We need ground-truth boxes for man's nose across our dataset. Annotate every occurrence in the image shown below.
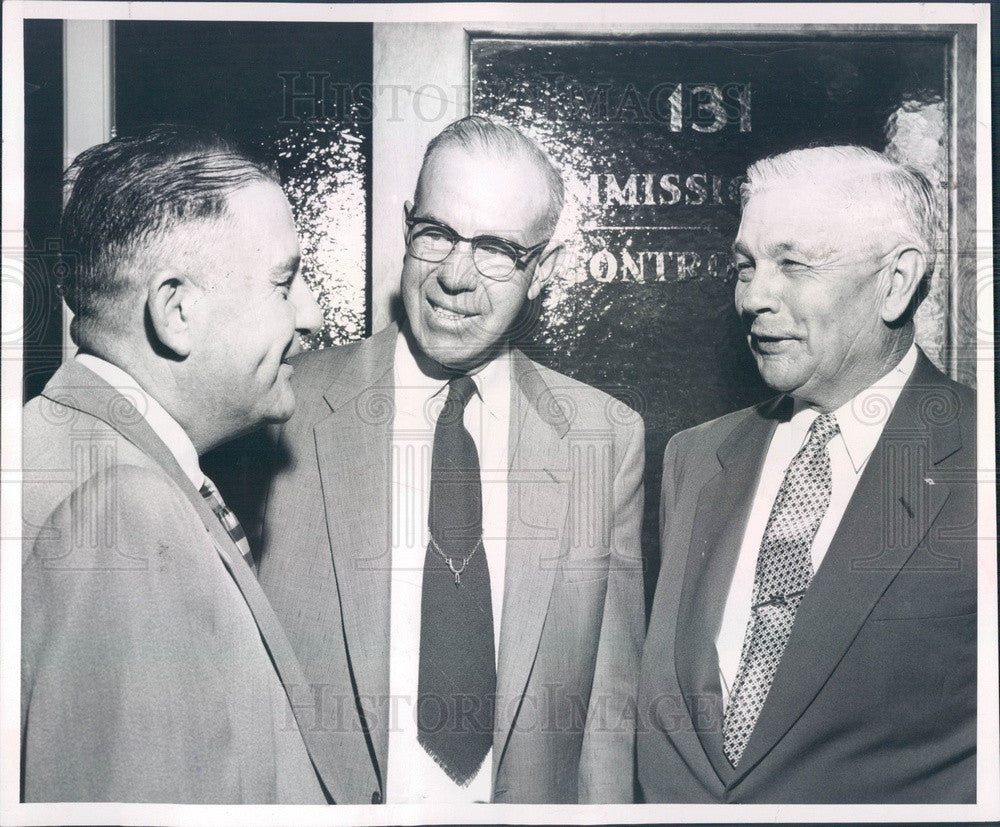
[292,277,324,335]
[736,263,782,316]
[435,242,480,292]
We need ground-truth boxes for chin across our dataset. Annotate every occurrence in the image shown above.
[261,409,294,427]
[414,333,471,370]
[752,354,799,391]
[757,368,802,395]
[261,388,297,424]
[436,344,493,372]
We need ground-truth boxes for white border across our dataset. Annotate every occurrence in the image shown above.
[5,1,990,25]
[2,3,995,825]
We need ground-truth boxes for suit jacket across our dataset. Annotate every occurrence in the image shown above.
[20,359,345,803]
[256,323,646,803]
[637,349,977,803]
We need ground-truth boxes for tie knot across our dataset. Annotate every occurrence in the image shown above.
[448,375,477,406]
[807,412,840,448]
[437,375,477,427]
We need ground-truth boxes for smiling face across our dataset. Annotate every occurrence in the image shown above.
[401,145,555,374]
[187,181,322,436]
[733,181,898,410]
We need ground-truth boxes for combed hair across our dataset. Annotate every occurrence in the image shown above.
[742,145,939,277]
[416,115,565,235]
[60,124,279,347]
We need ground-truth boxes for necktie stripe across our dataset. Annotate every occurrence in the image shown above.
[200,477,256,573]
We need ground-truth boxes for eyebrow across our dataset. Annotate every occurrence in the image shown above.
[413,210,450,228]
[411,211,529,247]
[731,240,802,257]
[270,255,301,279]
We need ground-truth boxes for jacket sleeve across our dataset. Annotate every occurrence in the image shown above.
[577,407,646,802]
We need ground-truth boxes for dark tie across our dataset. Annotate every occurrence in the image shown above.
[200,475,256,573]
[723,412,840,766]
[417,375,496,786]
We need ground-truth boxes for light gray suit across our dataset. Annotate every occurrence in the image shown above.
[21,359,342,803]
[256,324,646,803]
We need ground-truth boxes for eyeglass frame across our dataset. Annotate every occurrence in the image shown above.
[403,204,551,281]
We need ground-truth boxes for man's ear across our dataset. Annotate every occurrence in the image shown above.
[403,200,413,235]
[880,245,927,325]
[527,243,565,301]
[147,271,198,358]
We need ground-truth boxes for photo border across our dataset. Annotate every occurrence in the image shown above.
[2,3,995,825]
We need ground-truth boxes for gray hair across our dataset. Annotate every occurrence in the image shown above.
[416,115,565,236]
[742,145,939,277]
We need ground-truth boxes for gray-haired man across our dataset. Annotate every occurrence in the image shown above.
[255,116,646,804]
[638,146,976,803]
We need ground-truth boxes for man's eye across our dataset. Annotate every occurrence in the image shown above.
[780,259,807,271]
[735,261,754,280]
[476,240,517,258]
[416,226,450,242]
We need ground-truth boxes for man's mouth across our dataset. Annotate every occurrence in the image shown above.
[427,298,477,323]
[280,338,298,368]
[750,332,797,353]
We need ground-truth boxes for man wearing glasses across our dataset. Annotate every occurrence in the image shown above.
[253,117,645,804]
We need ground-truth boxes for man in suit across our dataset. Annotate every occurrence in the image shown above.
[255,116,645,804]
[20,126,346,802]
[638,146,976,803]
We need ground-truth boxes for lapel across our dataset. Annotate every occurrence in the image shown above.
[732,351,960,783]
[673,398,787,787]
[493,351,572,784]
[41,359,350,802]
[311,324,397,787]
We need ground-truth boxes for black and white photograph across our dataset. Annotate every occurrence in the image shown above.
[1,2,996,824]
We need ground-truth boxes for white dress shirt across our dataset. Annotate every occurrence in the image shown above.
[716,344,919,708]
[75,353,203,489]
[386,334,510,804]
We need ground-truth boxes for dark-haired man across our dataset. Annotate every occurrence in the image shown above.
[255,116,646,803]
[21,126,338,802]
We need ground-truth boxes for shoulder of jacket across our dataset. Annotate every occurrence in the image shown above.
[667,398,774,456]
[522,356,643,429]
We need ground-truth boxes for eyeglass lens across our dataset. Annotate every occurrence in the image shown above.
[408,223,519,280]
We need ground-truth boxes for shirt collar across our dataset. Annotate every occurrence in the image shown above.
[789,343,919,472]
[74,353,204,489]
[393,332,510,419]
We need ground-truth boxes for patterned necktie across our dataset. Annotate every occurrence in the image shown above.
[417,375,496,786]
[200,475,256,573]
[723,412,840,766]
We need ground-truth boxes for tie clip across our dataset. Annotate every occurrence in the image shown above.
[753,588,808,610]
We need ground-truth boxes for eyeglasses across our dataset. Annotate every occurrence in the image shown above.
[404,206,550,282]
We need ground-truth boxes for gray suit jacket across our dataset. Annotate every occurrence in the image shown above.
[637,350,977,802]
[257,324,646,803]
[21,359,343,803]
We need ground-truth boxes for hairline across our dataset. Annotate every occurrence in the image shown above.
[61,130,281,349]
[414,120,564,238]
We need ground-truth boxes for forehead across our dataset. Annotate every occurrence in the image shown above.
[184,181,299,284]
[223,181,296,240]
[416,145,552,241]
[737,181,875,255]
